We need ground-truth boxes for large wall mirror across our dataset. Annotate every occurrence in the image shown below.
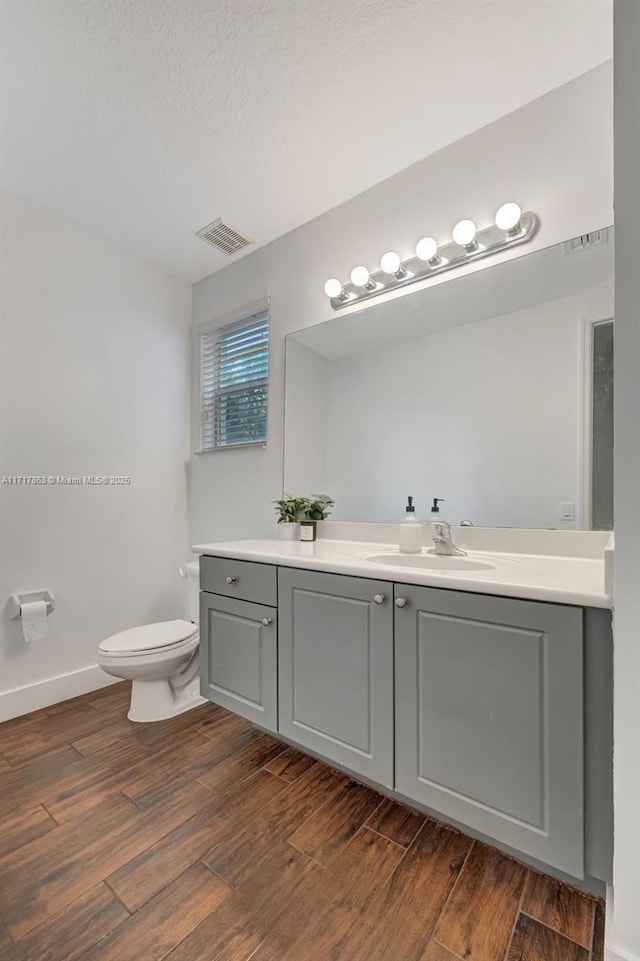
[284,230,613,530]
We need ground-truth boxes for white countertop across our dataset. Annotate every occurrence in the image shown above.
[191,536,612,609]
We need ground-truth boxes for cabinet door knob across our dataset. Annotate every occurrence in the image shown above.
[373,594,385,605]
[261,617,273,627]
[395,597,408,609]
[226,576,237,584]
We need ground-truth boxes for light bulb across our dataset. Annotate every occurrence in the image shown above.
[415,237,438,262]
[350,265,371,287]
[324,278,343,298]
[380,251,401,275]
[452,219,477,247]
[495,202,522,232]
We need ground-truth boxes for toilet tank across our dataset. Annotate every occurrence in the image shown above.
[182,560,200,624]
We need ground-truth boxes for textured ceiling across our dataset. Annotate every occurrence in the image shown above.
[0,0,612,281]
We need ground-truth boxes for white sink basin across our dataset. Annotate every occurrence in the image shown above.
[363,552,497,572]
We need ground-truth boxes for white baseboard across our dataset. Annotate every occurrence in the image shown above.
[0,664,120,721]
[607,947,640,961]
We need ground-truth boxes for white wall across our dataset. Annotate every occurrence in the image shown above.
[190,63,613,545]
[610,2,640,959]
[0,190,192,719]
[282,338,330,497]
[318,291,612,529]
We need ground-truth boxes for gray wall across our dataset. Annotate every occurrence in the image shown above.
[611,2,640,957]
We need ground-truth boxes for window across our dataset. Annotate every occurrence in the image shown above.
[199,308,269,451]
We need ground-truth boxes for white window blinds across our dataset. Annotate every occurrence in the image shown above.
[200,308,269,451]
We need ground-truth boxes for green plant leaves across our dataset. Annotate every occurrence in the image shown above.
[273,493,335,522]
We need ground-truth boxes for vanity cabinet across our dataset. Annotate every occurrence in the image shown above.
[278,568,394,787]
[199,591,277,731]
[394,584,585,877]
[199,554,612,889]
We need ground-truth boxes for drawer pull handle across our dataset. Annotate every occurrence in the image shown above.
[373,594,385,605]
[395,597,408,609]
[261,617,273,627]
[226,576,237,584]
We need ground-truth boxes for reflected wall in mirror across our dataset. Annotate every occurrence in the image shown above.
[284,230,613,530]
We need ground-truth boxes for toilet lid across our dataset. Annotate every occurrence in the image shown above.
[99,619,198,655]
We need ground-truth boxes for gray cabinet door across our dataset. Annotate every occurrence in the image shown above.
[200,592,277,731]
[394,584,584,878]
[278,568,393,787]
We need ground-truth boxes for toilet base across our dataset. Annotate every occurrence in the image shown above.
[128,676,206,723]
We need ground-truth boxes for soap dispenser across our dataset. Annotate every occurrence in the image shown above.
[429,497,445,523]
[398,496,423,554]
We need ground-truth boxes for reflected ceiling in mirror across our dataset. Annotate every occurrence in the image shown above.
[285,231,613,530]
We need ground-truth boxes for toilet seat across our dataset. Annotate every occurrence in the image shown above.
[99,619,198,658]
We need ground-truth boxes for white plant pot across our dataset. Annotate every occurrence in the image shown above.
[278,522,299,540]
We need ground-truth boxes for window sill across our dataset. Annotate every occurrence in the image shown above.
[194,442,268,455]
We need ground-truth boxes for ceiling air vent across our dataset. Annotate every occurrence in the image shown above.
[564,227,612,255]
[195,218,252,256]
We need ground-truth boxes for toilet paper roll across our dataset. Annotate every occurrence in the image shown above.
[21,600,48,643]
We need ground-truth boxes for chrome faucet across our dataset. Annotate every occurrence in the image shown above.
[428,520,467,556]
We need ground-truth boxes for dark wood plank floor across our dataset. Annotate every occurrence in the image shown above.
[0,682,604,961]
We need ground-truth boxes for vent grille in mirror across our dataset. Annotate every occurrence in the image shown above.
[564,227,612,254]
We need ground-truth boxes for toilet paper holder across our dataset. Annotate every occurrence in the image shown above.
[10,590,56,619]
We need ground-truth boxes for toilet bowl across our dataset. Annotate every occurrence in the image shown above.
[97,560,205,722]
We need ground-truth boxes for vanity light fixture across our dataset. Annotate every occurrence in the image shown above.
[324,278,348,301]
[350,265,377,290]
[415,236,443,266]
[380,251,407,279]
[323,202,539,310]
[452,219,478,251]
[495,201,523,234]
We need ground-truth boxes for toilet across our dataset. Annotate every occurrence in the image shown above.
[97,560,205,722]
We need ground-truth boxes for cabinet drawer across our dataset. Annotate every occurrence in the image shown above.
[200,555,277,606]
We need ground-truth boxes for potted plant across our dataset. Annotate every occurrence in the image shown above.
[273,495,308,540]
[299,494,334,542]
